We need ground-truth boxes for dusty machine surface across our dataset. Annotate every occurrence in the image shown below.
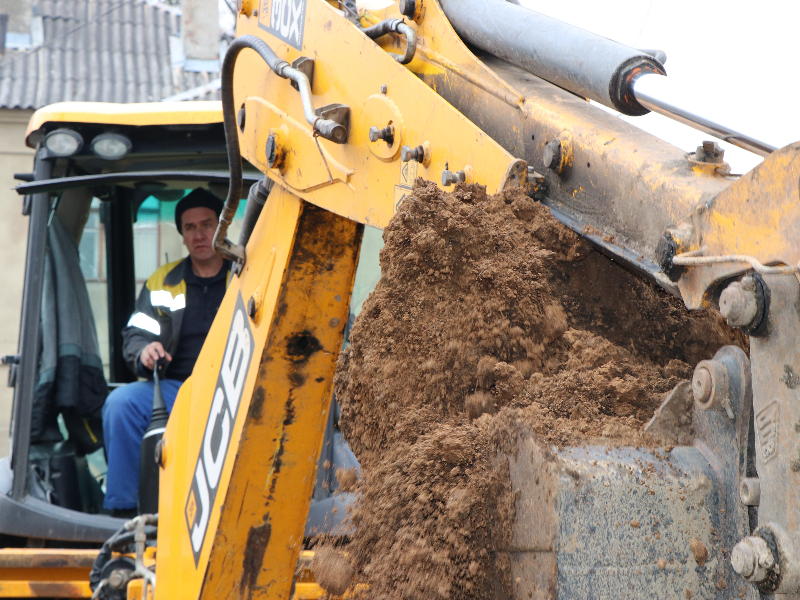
[3,0,800,598]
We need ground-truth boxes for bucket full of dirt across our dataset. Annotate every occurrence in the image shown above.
[333,180,744,600]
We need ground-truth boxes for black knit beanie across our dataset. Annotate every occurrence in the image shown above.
[174,188,224,234]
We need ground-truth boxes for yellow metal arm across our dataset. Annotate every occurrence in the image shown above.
[157,186,361,600]
[154,1,528,597]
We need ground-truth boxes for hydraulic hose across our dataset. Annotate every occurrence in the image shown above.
[89,523,127,592]
[89,521,158,592]
[134,515,158,597]
[108,526,158,551]
[340,0,416,63]
[360,18,417,64]
[237,179,272,249]
[214,35,347,265]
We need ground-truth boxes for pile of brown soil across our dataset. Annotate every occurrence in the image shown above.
[333,180,744,600]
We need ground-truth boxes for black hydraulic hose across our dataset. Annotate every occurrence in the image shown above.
[215,35,347,264]
[361,19,399,38]
[339,0,416,63]
[89,523,127,591]
[215,35,283,264]
[359,18,417,64]
[89,520,159,592]
[237,179,272,249]
[215,36,267,263]
[108,526,158,552]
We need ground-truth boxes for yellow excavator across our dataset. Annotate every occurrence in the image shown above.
[2,0,799,598]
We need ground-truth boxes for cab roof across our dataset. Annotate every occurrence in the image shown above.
[26,101,224,147]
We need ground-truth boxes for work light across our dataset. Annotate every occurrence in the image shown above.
[90,133,132,160]
[44,129,83,157]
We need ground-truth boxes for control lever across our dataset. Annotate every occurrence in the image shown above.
[138,358,169,515]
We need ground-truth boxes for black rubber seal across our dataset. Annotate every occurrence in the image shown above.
[740,273,770,337]
[655,232,684,282]
[754,527,782,594]
[609,56,666,116]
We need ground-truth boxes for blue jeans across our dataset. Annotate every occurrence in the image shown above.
[102,379,182,510]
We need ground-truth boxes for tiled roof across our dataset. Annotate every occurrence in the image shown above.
[0,0,222,109]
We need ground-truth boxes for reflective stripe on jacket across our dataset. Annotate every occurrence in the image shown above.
[122,258,231,377]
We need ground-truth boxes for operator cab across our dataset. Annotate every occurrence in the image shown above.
[3,102,372,546]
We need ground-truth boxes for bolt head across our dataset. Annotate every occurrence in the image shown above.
[731,542,756,578]
[266,133,278,168]
[247,296,258,320]
[368,126,381,143]
[237,106,246,131]
[719,280,758,329]
[692,366,713,404]
[732,536,775,583]
[739,477,761,506]
[398,0,416,18]
[381,84,388,94]
[697,140,725,163]
[401,145,414,162]
[543,139,562,170]
[108,570,128,589]
[741,275,757,292]
[441,170,453,186]
[329,123,348,145]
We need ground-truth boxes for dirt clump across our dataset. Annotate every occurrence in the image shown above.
[334,180,744,600]
[690,538,709,566]
[336,467,358,493]
[311,545,355,596]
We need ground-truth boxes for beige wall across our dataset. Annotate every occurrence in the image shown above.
[0,108,35,458]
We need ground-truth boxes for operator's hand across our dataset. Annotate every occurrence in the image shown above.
[140,342,172,371]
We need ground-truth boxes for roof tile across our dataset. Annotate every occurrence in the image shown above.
[0,0,222,109]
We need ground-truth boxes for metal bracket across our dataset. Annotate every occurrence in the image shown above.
[290,57,315,92]
[314,104,351,143]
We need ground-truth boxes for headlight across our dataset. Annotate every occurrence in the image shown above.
[44,129,83,157]
[90,133,132,160]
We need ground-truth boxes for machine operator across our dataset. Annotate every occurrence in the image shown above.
[102,189,230,516]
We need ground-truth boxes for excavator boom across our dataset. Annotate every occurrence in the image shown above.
[148,1,800,598]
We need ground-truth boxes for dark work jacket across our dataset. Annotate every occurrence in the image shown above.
[122,258,231,379]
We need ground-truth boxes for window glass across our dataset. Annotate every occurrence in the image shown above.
[134,198,162,281]
[350,226,384,318]
[77,188,248,380]
[78,198,109,379]
[78,208,101,280]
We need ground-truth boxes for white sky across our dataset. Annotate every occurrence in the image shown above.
[518,0,800,174]
[218,0,237,34]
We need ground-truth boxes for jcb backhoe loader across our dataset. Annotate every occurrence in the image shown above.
[3,0,800,598]
[0,101,362,596]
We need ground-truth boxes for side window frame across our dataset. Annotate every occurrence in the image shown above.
[100,189,137,386]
